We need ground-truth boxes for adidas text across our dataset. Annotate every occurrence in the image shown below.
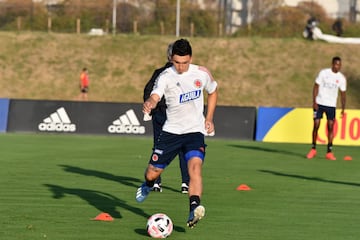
[108,124,145,134]
[38,123,76,132]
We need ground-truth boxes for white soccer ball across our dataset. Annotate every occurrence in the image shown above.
[146,213,173,238]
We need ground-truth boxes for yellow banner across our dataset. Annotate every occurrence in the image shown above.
[263,108,360,146]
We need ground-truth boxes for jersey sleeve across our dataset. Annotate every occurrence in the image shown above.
[339,74,346,91]
[315,69,324,85]
[151,73,166,99]
[199,66,218,94]
[144,64,170,102]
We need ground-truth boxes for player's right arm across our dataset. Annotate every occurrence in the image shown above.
[143,94,160,114]
[340,90,346,117]
[144,70,168,114]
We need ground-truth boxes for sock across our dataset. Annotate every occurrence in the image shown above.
[145,180,155,188]
[189,195,200,212]
[311,143,316,149]
[327,143,333,153]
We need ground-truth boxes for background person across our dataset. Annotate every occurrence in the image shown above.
[136,38,218,228]
[332,18,343,36]
[79,67,89,101]
[306,56,346,160]
[303,16,317,40]
[143,42,189,193]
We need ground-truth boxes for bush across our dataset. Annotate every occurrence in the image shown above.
[0,0,220,36]
[233,1,334,38]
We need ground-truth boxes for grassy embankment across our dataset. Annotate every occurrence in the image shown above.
[0,31,359,108]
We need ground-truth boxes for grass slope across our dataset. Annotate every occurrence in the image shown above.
[0,32,359,108]
[1,133,359,240]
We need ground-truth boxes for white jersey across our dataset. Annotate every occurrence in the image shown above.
[315,68,346,107]
[151,64,218,134]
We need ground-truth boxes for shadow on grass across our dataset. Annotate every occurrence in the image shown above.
[59,164,179,193]
[228,144,306,158]
[43,184,149,219]
[259,169,360,187]
[59,164,142,187]
[135,225,186,236]
[49,165,187,234]
[43,184,186,236]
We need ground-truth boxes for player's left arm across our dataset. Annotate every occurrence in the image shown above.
[200,66,218,133]
[205,89,217,134]
[340,90,346,117]
[339,75,347,117]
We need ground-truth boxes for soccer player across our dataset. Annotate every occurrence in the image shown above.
[136,38,218,228]
[143,42,190,193]
[306,56,346,160]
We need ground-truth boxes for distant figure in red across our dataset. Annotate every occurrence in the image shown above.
[79,68,89,101]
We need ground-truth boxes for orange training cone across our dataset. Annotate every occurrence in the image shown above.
[236,184,251,191]
[343,155,353,161]
[92,212,114,221]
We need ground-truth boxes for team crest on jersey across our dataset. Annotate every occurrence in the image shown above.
[194,79,202,88]
[152,154,159,162]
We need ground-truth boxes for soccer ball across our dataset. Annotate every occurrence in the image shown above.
[146,213,173,238]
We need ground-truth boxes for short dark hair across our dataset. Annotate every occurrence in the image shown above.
[332,56,341,63]
[172,38,192,57]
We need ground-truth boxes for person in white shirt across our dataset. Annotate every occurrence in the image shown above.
[136,38,218,229]
[306,56,346,160]
[143,42,190,194]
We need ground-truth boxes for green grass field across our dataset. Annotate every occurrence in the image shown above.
[1,133,359,240]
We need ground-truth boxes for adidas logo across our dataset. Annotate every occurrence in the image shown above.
[38,107,76,132]
[108,109,145,134]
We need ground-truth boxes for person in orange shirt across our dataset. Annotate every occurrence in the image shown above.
[79,68,89,101]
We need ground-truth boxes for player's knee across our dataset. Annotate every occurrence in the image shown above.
[146,164,163,180]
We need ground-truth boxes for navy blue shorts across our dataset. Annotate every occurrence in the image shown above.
[149,131,206,169]
[314,104,336,120]
[151,110,166,142]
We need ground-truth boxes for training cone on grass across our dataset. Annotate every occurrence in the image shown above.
[236,184,251,191]
[343,155,353,161]
[92,212,114,221]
